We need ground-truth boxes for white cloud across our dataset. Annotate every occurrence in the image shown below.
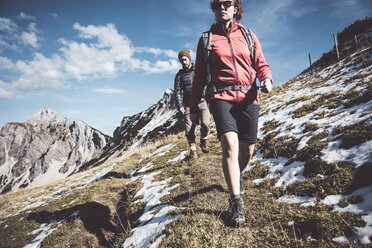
[18,12,36,21]
[73,23,134,59]
[58,23,137,80]
[0,17,18,33]
[93,88,125,94]
[0,80,15,98]
[141,59,180,74]
[0,56,16,70]
[19,23,40,49]
[0,22,180,99]
[59,38,119,80]
[135,47,178,59]
[0,17,41,51]
[20,32,38,49]
[0,17,18,51]
[48,13,59,20]
[11,52,68,96]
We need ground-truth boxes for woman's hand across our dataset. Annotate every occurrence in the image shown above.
[260,78,273,93]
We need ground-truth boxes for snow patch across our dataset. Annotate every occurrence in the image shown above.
[276,194,316,207]
[23,220,64,248]
[123,145,181,248]
[321,140,372,167]
[167,150,187,164]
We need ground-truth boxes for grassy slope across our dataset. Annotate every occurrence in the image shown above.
[0,42,371,248]
[0,127,369,247]
[159,139,368,247]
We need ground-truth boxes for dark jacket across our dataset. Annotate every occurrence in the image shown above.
[174,63,195,109]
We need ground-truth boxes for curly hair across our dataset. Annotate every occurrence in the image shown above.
[210,0,244,22]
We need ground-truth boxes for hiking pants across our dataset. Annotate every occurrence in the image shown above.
[185,101,210,144]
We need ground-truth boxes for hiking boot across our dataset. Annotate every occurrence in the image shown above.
[240,173,245,195]
[228,196,246,227]
[200,139,209,153]
[189,144,198,160]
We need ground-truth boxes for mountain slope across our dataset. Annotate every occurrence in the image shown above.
[0,108,111,193]
[112,88,183,154]
[251,41,372,244]
[0,19,371,248]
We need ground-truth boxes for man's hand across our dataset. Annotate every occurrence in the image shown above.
[178,107,186,115]
[190,113,199,124]
[260,78,273,93]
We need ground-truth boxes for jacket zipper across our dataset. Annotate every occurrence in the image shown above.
[225,27,240,102]
[189,71,193,90]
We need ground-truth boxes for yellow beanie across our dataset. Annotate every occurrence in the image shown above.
[178,50,191,61]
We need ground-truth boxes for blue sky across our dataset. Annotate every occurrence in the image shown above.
[0,0,371,136]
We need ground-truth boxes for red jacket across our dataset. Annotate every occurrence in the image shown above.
[190,22,273,113]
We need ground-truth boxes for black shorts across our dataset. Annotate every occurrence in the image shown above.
[209,99,259,144]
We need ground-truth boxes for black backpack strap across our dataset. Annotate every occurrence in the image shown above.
[239,27,255,70]
[202,31,212,85]
[202,31,217,99]
[240,27,258,90]
[202,28,257,98]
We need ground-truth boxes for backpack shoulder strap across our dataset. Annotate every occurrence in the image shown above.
[202,31,212,85]
[239,27,255,70]
[202,28,257,97]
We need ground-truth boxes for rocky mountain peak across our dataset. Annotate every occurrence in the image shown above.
[0,108,111,193]
[26,107,66,126]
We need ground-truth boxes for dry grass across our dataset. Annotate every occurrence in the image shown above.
[156,135,369,247]
[0,125,370,247]
[0,149,144,248]
[2,127,368,247]
[332,120,372,149]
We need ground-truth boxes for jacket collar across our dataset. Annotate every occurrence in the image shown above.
[179,63,194,73]
[210,21,243,35]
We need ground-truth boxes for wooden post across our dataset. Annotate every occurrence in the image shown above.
[333,33,340,61]
[308,53,312,67]
[354,34,358,48]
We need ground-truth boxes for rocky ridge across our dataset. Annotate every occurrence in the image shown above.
[113,88,183,154]
[0,108,111,193]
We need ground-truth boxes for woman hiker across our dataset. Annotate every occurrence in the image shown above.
[190,0,273,227]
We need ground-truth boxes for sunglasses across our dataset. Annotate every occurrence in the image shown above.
[212,1,234,11]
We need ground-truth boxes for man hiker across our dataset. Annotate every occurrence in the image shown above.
[174,49,211,159]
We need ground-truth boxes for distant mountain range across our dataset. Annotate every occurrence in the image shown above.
[0,89,183,193]
[0,108,111,193]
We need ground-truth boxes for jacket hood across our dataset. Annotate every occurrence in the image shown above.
[210,21,244,35]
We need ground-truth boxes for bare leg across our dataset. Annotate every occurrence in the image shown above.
[238,141,255,172]
[220,132,240,195]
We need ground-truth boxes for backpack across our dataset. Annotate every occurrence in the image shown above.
[202,27,257,98]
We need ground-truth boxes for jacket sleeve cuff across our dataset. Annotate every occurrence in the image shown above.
[262,77,273,84]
